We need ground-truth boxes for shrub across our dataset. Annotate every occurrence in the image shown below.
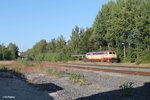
[119,82,134,97]
[69,73,89,86]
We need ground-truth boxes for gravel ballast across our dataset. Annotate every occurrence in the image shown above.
[0,68,150,100]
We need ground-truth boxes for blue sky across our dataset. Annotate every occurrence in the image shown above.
[0,0,109,51]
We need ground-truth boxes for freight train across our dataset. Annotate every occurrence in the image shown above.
[85,50,119,63]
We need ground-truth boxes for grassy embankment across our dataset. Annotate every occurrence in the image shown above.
[0,60,89,86]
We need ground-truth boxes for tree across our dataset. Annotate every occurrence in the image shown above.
[92,0,150,63]
[0,44,5,60]
[68,26,80,55]
[7,43,19,60]
[78,27,93,53]
[46,38,56,53]
[55,35,66,52]
[33,39,47,54]
[24,0,150,63]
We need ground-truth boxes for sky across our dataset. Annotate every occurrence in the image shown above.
[0,0,109,51]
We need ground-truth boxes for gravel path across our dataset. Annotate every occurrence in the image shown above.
[0,68,150,100]
[25,69,150,100]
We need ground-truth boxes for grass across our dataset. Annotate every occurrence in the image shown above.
[17,58,37,67]
[68,73,89,86]
[44,68,64,77]
[0,61,90,86]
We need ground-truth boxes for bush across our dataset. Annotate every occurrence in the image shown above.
[69,73,89,86]
[35,53,44,62]
[119,82,134,97]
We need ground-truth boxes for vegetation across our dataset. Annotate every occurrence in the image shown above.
[17,58,36,67]
[44,68,64,77]
[69,73,89,86]
[0,0,149,64]
[119,82,134,97]
[0,43,19,60]
[23,0,150,64]
[0,61,89,86]
[92,0,150,63]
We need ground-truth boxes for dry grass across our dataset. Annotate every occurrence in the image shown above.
[0,61,41,74]
[0,61,63,75]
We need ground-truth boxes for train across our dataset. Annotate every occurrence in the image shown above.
[85,50,119,63]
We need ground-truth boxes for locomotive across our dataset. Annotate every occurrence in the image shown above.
[85,50,119,63]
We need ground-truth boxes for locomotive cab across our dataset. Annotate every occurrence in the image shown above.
[105,51,118,62]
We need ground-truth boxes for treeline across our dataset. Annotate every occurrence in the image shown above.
[0,43,18,60]
[25,27,92,62]
[25,0,150,63]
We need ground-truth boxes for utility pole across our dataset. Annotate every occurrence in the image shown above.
[122,42,126,58]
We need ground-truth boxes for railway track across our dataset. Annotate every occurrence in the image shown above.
[44,62,150,76]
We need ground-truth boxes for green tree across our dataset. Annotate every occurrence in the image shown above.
[7,43,19,60]
[33,39,47,54]
[46,38,56,53]
[92,0,150,63]
[78,27,93,53]
[24,0,150,63]
[68,26,80,55]
[0,44,6,60]
[55,35,66,52]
